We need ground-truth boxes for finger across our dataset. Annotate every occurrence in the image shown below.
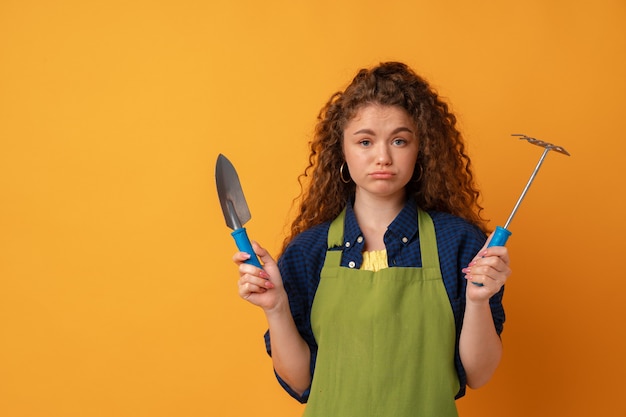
[480,246,510,265]
[239,273,274,290]
[464,263,508,287]
[251,241,277,267]
[238,281,267,299]
[239,258,274,284]
[467,266,508,287]
[476,255,512,281]
[472,259,508,277]
[466,272,496,290]
[238,275,275,297]
[232,251,252,265]
[467,275,504,294]
[238,261,261,277]
[468,278,486,287]
[469,249,510,273]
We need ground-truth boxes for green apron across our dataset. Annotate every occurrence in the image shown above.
[305,208,459,417]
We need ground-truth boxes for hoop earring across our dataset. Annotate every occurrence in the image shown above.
[340,162,351,184]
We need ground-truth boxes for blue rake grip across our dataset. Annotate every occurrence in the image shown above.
[231,228,263,269]
[471,226,511,287]
[487,226,512,248]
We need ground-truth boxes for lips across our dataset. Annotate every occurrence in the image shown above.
[370,171,395,179]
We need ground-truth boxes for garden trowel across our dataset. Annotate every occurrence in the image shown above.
[215,154,263,268]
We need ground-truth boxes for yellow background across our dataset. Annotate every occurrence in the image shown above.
[1,1,624,416]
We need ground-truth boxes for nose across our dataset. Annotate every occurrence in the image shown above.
[376,144,392,165]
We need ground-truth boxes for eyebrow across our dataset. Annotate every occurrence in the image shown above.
[352,127,414,135]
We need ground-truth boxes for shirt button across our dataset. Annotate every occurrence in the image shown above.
[345,241,351,248]
[357,236,364,243]
[348,261,356,268]
[402,237,409,244]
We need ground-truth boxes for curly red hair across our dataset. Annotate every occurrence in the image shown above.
[282,62,488,252]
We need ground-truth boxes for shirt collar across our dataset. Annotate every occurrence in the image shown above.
[342,198,419,251]
[387,198,419,245]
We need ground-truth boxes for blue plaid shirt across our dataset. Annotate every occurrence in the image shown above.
[265,199,505,402]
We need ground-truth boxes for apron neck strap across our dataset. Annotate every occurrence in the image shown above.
[327,208,347,249]
[416,208,440,269]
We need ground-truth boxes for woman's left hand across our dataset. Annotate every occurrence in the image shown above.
[462,237,511,302]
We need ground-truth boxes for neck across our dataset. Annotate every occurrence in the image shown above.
[353,190,406,232]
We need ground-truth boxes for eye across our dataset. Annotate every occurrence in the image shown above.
[392,138,407,146]
[359,139,372,147]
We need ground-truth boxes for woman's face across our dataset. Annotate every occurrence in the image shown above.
[342,104,419,202]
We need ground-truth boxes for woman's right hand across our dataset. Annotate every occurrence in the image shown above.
[233,241,287,312]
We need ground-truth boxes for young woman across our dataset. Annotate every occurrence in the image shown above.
[233,62,511,417]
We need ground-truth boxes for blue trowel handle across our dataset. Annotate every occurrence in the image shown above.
[487,226,512,248]
[231,228,263,269]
